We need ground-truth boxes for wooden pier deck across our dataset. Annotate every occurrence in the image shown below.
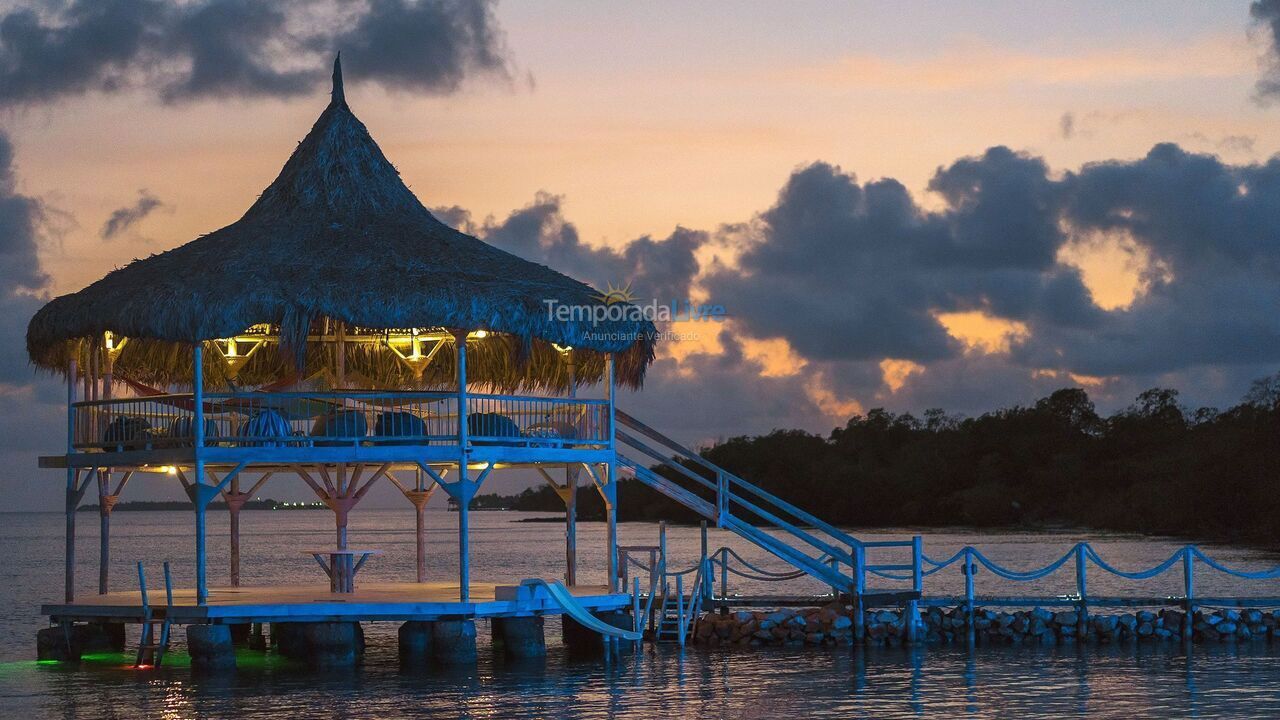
[43,582,631,625]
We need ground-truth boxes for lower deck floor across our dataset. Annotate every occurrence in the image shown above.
[43,581,631,624]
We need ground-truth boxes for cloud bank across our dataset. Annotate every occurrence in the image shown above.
[0,0,513,106]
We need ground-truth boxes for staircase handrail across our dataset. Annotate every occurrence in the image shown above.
[617,409,860,559]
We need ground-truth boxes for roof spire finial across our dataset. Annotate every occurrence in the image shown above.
[331,53,345,105]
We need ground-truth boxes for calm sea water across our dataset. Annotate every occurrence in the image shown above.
[1,509,1279,719]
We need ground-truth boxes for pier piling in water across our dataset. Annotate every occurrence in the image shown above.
[36,625,81,662]
[187,625,235,671]
[273,622,364,667]
[491,616,546,658]
[398,621,433,662]
[431,620,477,663]
[563,610,633,657]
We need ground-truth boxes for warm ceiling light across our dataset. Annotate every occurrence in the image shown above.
[213,336,263,377]
[103,331,128,360]
[472,330,488,339]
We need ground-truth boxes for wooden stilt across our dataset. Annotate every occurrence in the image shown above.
[97,471,112,595]
[386,467,440,583]
[565,466,579,585]
[222,472,270,588]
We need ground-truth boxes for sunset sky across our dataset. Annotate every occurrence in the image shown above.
[3,0,1280,507]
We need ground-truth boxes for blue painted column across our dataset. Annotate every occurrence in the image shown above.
[454,330,471,602]
[604,352,618,591]
[64,357,77,603]
[194,343,208,605]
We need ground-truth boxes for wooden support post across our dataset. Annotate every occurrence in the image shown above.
[387,468,439,583]
[219,471,268,588]
[97,471,115,594]
[410,490,430,583]
[565,467,578,586]
[593,462,618,592]
[228,473,241,587]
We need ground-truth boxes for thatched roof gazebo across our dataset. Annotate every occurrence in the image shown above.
[27,56,655,393]
[32,57,656,612]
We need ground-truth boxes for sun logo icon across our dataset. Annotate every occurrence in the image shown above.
[594,281,636,305]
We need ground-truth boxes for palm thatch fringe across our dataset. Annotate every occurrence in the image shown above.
[40,325,648,393]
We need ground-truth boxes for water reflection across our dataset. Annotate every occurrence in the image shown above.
[8,639,1280,719]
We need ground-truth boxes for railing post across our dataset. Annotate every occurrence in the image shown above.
[1074,543,1088,640]
[659,520,668,577]
[676,573,686,648]
[632,577,642,649]
[1183,546,1195,641]
[829,554,840,598]
[716,471,728,526]
[963,547,975,640]
[853,543,866,642]
[703,556,713,606]
[906,535,922,644]
[619,548,629,593]
[719,548,728,605]
[699,520,711,606]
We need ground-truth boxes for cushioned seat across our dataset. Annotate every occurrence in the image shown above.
[467,412,521,445]
[373,411,428,445]
[524,421,579,447]
[167,416,219,447]
[103,416,152,451]
[311,410,368,446]
[236,409,292,447]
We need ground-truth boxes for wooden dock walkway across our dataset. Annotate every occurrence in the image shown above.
[43,581,630,625]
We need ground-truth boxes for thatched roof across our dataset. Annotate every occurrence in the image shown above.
[26,57,656,391]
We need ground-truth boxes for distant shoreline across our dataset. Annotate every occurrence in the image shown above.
[76,499,324,512]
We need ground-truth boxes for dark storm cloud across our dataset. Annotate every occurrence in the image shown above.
[0,0,513,107]
[437,193,708,302]
[161,0,317,102]
[705,142,1280,393]
[701,151,1098,365]
[330,0,511,94]
[1252,0,1280,101]
[0,132,46,294]
[1012,143,1280,375]
[100,189,162,239]
[0,130,50,387]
